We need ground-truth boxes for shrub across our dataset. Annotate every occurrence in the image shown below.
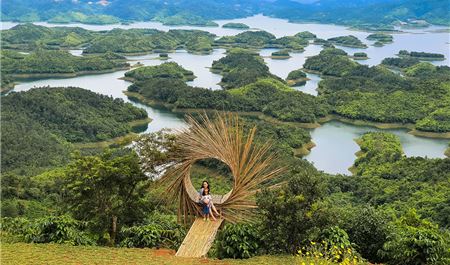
[119,213,186,250]
[298,227,364,264]
[214,223,262,259]
[345,207,391,263]
[381,209,449,265]
[1,215,95,246]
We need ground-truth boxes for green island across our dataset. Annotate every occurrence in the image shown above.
[222,22,250,29]
[0,49,129,92]
[327,35,367,48]
[351,52,368,60]
[215,31,310,51]
[1,87,148,175]
[210,50,283,89]
[270,49,291,59]
[286,69,309,86]
[398,50,446,61]
[303,48,357,76]
[366,33,393,46]
[381,56,421,69]
[123,62,195,82]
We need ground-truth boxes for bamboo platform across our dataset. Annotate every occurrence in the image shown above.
[175,217,224,257]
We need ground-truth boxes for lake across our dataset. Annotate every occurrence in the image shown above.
[3,15,449,174]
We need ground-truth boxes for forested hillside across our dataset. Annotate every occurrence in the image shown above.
[1,87,147,175]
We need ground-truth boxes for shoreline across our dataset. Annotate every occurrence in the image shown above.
[9,67,130,80]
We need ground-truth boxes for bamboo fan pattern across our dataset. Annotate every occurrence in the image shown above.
[161,112,285,224]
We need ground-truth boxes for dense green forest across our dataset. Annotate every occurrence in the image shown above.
[3,0,449,26]
[1,87,147,175]
[327,35,367,48]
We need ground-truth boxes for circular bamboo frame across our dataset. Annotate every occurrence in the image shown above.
[161,112,285,224]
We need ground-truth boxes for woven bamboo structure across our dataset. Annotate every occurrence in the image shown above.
[160,112,285,224]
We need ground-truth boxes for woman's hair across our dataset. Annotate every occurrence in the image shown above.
[202,187,209,196]
[201,180,210,191]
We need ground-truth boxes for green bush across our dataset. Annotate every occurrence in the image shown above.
[215,223,262,259]
[381,210,450,265]
[344,207,391,263]
[1,215,95,246]
[256,166,333,254]
[119,213,186,249]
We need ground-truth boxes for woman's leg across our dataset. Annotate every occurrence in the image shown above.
[209,206,216,221]
[210,201,220,216]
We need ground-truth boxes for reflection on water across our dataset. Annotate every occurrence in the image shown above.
[305,121,449,175]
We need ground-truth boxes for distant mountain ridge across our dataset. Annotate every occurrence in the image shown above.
[1,0,449,26]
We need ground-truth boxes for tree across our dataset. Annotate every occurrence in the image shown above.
[134,130,179,178]
[256,166,332,254]
[63,148,150,245]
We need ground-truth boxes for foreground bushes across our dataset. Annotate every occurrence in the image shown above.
[1,215,95,246]
[1,213,186,249]
[214,223,262,259]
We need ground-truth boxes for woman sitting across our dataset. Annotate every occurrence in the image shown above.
[198,180,220,221]
[200,187,216,221]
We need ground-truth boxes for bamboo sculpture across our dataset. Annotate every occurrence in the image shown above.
[160,112,285,224]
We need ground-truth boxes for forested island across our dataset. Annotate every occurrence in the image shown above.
[366,33,393,46]
[222,22,250,29]
[327,35,367,48]
[352,52,368,60]
[286,69,309,86]
[398,50,446,61]
[1,49,129,92]
[270,49,291,59]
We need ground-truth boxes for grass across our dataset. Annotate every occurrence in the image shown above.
[1,242,301,265]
